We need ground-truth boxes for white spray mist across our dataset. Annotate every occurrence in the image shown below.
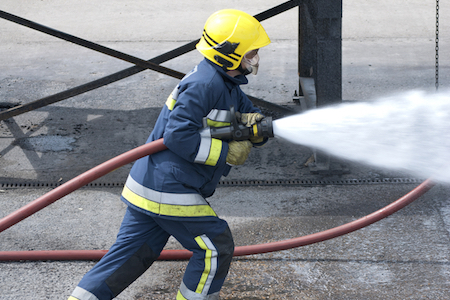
[273,90,450,183]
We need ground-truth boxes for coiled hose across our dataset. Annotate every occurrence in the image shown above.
[0,138,435,261]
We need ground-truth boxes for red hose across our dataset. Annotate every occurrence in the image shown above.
[0,138,167,233]
[0,138,436,261]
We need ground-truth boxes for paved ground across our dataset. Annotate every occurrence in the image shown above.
[1,1,450,299]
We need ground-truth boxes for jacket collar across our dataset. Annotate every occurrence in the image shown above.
[204,59,249,86]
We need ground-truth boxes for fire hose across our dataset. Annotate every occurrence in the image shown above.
[0,120,436,261]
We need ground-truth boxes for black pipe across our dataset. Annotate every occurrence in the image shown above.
[0,10,185,80]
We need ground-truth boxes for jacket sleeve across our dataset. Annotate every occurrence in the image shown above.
[163,80,229,167]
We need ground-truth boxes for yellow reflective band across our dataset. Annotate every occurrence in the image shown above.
[122,186,217,217]
[68,297,80,300]
[206,119,230,128]
[205,138,222,166]
[194,236,212,294]
[176,290,187,300]
[165,96,176,111]
[252,124,259,137]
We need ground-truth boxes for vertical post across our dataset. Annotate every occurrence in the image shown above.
[299,0,344,175]
[299,0,342,106]
[315,0,342,106]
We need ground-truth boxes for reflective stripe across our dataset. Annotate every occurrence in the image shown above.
[194,128,222,166]
[123,187,217,217]
[205,138,222,166]
[177,288,220,300]
[206,119,230,128]
[166,96,177,111]
[195,235,217,295]
[166,66,199,111]
[123,176,217,217]
[205,109,231,128]
[195,128,212,164]
[206,109,231,123]
[166,85,180,111]
[125,176,208,206]
[70,287,99,300]
[176,290,188,300]
[178,281,212,300]
[172,84,180,99]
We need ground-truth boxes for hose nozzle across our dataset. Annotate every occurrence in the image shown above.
[254,116,274,139]
[210,106,274,141]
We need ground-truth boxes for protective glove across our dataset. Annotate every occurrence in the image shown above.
[249,135,265,144]
[235,112,266,144]
[238,112,264,127]
[226,140,252,166]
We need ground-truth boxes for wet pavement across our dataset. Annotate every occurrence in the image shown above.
[1,1,450,299]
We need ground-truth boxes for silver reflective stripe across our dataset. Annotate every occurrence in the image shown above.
[125,175,207,206]
[172,84,180,100]
[197,235,218,296]
[206,109,231,123]
[179,282,204,300]
[71,287,99,300]
[194,128,212,164]
[179,281,219,300]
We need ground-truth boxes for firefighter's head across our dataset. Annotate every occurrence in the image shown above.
[196,9,271,75]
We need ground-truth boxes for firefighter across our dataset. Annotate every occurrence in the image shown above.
[68,9,271,300]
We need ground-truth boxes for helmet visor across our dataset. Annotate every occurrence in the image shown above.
[243,50,260,75]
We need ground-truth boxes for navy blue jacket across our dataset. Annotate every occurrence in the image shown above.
[125,59,262,203]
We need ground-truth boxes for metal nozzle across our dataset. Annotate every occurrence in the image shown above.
[255,116,274,138]
[209,105,274,141]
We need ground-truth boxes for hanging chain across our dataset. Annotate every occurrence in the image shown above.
[435,0,439,91]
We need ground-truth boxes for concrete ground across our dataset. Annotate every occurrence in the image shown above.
[1,0,450,299]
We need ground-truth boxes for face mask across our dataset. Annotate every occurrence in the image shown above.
[242,51,260,75]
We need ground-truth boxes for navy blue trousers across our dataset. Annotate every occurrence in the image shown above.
[70,207,234,300]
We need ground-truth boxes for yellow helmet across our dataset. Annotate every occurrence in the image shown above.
[196,9,271,71]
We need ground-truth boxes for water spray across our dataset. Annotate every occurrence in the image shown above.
[273,90,450,184]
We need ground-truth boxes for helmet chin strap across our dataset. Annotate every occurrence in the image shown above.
[214,55,254,76]
[236,64,252,76]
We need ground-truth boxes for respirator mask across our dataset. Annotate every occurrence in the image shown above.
[241,50,260,75]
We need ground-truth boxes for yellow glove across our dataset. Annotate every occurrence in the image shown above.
[226,140,252,165]
[239,112,264,127]
[249,136,264,144]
